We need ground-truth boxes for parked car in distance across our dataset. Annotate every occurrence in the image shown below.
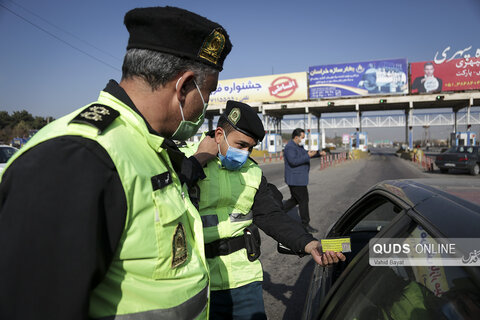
[280,179,480,320]
[325,143,336,151]
[0,145,18,173]
[435,145,480,175]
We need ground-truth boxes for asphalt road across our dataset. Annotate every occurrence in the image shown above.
[256,148,479,319]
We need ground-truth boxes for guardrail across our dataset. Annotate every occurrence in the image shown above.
[319,152,347,170]
[262,152,283,163]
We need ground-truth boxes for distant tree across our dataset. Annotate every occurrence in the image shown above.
[0,111,11,129]
[0,110,54,144]
[12,121,30,139]
[32,116,48,129]
[10,110,34,127]
[0,127,12,144]
[327,136,343,146]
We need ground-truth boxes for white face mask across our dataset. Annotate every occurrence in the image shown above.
[295,135,304,145]
[171,78,208,141]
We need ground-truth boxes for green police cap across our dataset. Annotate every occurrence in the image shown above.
[220,100,265,142]
[124,6,232,70]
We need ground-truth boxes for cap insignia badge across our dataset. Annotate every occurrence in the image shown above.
[198,28,225,65]
[228,107,241,125]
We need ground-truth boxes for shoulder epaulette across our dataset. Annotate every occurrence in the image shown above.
[69,104,120,133]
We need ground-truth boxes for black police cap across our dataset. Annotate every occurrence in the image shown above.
[220,101,265,142]
[124,6,232,71]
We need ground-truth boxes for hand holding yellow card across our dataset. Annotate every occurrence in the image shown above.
[321,237,351,253]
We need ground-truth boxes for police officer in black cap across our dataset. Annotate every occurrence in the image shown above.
[0,6,232,319]
[181,100,346,319]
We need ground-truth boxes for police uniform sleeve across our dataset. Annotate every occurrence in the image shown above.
[162,140,206,188]
[252,175,315,255]
[180,156,206,188]
[0,136,126,320]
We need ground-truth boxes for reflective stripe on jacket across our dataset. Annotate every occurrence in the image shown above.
[182,141,263,290]
[4,91,210,319]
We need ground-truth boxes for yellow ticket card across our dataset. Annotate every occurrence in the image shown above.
[321,237,351,253]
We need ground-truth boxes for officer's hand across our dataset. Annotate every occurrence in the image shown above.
[305,241,346,266]
[308,150,317,158]
[194,136,218,166]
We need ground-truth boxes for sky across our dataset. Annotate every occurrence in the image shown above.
[1,0,480,140]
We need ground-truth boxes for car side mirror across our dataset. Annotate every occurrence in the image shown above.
[277,242,297,255]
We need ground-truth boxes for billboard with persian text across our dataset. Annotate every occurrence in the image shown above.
[309,59,408,98]
[410,57,480,93]
[209,72,308,104]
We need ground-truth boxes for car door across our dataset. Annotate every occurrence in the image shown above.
[314,214,480,319]
[302,190,411,320]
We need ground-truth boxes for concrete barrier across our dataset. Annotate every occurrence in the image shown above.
[398,148,436,172]
[351,149,369,160]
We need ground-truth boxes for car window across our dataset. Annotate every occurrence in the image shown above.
[338,196,402,261]
[453,146,477,154]
[0,147,17,163]
[350,200,400,233]
[328,196,403,285]
[330,224,480,320]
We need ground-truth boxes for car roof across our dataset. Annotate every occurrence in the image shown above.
[377,178,480,205]
[373,178,480,237]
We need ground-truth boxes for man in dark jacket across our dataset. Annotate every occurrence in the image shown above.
[283,128,320,233]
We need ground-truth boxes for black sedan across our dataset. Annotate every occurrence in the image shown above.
[300,179,480,320]
[435,146,480,175]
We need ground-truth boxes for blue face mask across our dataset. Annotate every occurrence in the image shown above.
[218,131,250,171]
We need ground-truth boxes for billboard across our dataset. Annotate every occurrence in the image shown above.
[209,72,308,104]
[410,57,480,93]
[309,58,408,98]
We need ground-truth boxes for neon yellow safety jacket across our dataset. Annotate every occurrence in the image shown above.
[182,141,263,291]
[2,91,210,319]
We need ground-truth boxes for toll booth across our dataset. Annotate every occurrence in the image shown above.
[303,132,320,151]
[350,132,368,152]
[451,132,476,146]
[266,134,283,153]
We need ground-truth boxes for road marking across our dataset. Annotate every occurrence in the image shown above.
[278,184,288,190]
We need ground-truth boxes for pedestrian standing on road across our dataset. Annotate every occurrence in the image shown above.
[181,101,345,320]
[283,128,320,233]
[0,6,232,319]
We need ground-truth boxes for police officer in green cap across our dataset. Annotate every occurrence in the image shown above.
[181,100,345,319]
[0,6,232,319]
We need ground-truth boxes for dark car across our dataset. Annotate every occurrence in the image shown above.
[294,179,480,320]
[435,146,480,175]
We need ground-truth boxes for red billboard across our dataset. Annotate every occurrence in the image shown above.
[410,57,480,93]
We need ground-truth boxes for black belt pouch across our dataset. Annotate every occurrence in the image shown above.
[244,224,261,262]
